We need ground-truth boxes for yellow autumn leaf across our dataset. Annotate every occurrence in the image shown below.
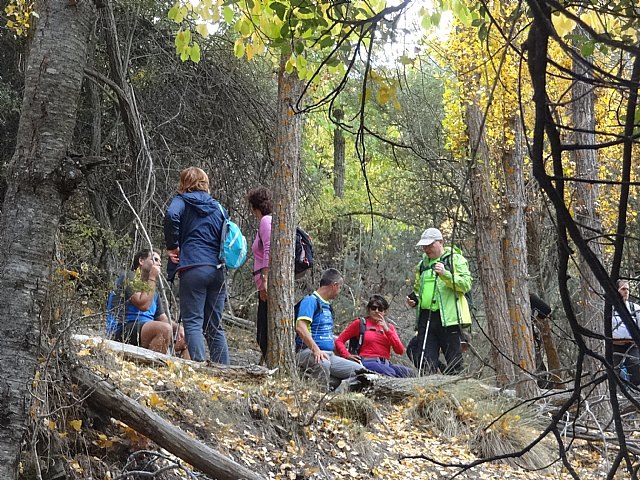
[377,85,391,105]
[195,23,209,38]
[552,12,576,37]
[46,419,56,430]
[70,461,83,473]
[581,10,604,34]
[77,349,91,357]
[96,433,114,449]
[82,307,93,316]
[149,393,165,408]
[69,419,82,432]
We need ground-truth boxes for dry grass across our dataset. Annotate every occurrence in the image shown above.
[469,399,556,470]
[326,393,377,426]
[407,378,555,470]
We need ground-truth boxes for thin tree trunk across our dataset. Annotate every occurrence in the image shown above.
[467,103,515,386]
[266,55,304,370]
[0,1,96,477]
[328,108,346,266]
[501,117,537,397]
[526,188,562,385]
[571,43,607,406]
[99,0,154,213]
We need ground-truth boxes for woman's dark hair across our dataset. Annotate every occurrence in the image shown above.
[131,249,160,271]
[366,294,389,311]
[246,187,272,215]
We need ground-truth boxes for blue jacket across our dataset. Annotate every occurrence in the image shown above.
[164,191,226,274]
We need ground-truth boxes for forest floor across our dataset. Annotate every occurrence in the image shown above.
[51,323,627,480]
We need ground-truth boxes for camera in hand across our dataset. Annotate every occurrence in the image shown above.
[407,292,418,303]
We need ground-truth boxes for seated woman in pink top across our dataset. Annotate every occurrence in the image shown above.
[247,187,272,362]
[335,295,414,377]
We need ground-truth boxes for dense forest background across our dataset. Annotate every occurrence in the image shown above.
[2,0,640,478]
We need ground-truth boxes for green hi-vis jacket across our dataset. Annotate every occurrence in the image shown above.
[412,245,472,329]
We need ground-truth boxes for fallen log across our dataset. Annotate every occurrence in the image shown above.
[351,373,511,402]
[72,334,275,379]
[72,366,265,480]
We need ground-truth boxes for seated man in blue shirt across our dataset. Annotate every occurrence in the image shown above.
[107,249,188,357]
[295,268,362,388]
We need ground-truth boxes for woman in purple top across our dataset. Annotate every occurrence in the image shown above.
[247,187,272,361]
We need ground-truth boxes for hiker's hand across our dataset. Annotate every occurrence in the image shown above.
[313,348,328,363]
[433,262,445,275]
[348,354,361,362]
[175,325,185,343]
[259,288,267,302]
[167,248,180,264]
[375,317,389,332]
[405,296,416,308]
[149,264,161,281]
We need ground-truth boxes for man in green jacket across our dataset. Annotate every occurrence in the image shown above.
[405,227,472,374]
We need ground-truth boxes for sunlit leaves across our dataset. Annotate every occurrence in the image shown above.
[4,0,34,37]
[69,419,82,432]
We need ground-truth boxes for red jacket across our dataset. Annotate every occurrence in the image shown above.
[335,317,405,359]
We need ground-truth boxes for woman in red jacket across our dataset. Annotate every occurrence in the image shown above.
[335,295,414,377]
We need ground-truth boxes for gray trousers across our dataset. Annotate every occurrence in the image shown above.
[296,349,362,386]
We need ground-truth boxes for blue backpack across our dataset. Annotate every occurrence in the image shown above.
[218,204,247,270]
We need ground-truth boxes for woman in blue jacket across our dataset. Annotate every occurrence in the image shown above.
[164,167,229,364]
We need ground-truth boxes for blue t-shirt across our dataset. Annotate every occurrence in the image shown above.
[295,292,334,351]
[106,272,164,335]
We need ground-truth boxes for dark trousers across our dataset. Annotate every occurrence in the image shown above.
[406,309,463,374]
[114,322,141,346]
[614,342,640,385]
[257,295,268,358]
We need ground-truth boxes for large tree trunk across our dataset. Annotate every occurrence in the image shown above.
[571,44,607,406]
[266,56,304,370]
[467,103,515,386]
[501,117,537,398]
[0,1,96,477]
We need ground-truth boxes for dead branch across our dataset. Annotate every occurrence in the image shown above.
[72,365,265,480]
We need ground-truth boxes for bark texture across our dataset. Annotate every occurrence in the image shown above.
[266,56,304,369]
[466,103,515,386]
[501,117,537,397]
[571,45,607,405]
[0,1,96,477]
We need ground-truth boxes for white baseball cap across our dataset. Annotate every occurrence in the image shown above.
[416,228,443,246]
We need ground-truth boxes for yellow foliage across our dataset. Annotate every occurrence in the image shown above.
[69,419,82,432]
[4,0,34,38]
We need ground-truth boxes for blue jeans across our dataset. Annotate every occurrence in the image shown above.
[179,265,229,364]
[361,358,415,378]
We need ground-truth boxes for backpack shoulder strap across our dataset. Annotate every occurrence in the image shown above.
[356,317,366,354]
[440,252,452,270]
[419,259,429,274]
[216,202,228,220]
